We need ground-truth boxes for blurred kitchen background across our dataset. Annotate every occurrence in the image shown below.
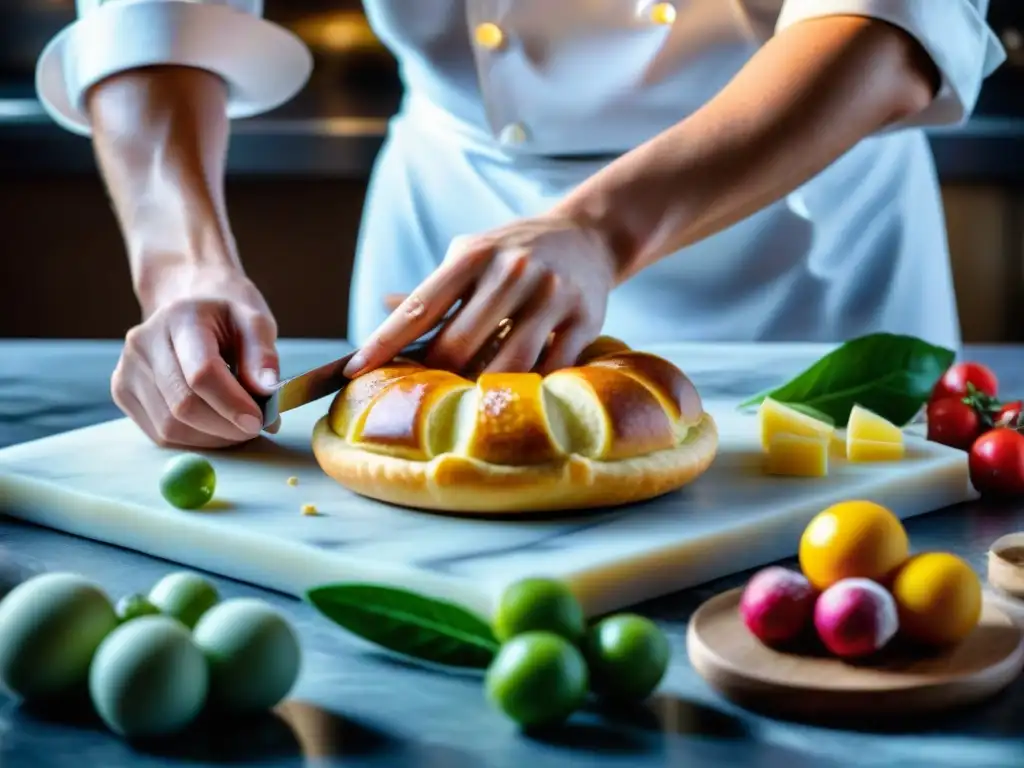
[0,1,1022,342]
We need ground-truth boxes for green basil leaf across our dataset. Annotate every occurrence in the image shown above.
[737,333,955,427]
[305,583,499,669]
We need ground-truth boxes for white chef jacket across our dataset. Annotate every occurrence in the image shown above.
[36,1,1005,350]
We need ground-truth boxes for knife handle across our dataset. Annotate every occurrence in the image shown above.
[226,360,280,429]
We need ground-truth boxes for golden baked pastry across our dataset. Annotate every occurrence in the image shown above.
[311,336,718,514]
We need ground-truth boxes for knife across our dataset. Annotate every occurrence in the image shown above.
[233,338,434,429]
[233,306,515,429]
[230,296,469,429]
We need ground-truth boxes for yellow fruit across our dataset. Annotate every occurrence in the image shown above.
[759,398,834,451]
[891,552,982,646]
[798,501,910,591]
[847,405,903,444]
[764,434,829,477]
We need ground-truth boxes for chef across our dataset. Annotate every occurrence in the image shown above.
[36,1,1004,449]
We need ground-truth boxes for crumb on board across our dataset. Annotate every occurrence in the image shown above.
[301,503,320,516]
[287,476,299,487]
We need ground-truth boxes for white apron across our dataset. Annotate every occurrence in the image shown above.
[349,0,1004,350]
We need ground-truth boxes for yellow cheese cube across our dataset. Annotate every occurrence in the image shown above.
[847,439,905,463]
[759,397,834,450]
[846,405,904,461]
[847,404,903,443]
[764,434,830,477]
[830,429,847,458]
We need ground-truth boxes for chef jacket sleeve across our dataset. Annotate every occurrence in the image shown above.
[775,0,1006,127]
[35,1,312,136]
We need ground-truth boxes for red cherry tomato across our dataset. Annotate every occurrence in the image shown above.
[927,398,983,451]
[931,362,999,402]
[996,400,1023,429]
[969,428,1024,497]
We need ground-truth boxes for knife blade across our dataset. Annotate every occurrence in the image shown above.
[234,304,513,429]
[232,295,468,429]
[236,338,433,429]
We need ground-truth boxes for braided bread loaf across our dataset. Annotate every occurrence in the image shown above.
[311,336,718,514]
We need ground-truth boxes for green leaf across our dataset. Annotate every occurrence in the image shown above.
[305,583,500,669]
[737,333,955,427]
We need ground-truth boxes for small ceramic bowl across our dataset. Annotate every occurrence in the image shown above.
[987,533,1024,598]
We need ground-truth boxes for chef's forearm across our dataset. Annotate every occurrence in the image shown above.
[555,15,939,280]
[86,66,242,311]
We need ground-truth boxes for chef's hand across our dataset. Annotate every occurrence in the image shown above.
[111,266,281,449]
[346,214,621,377]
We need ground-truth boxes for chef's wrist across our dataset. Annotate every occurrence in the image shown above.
[132,241,245,317]
[120,165,243,315]
[551,194,642,284]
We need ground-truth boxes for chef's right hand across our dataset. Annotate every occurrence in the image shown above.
[111,267,280,449]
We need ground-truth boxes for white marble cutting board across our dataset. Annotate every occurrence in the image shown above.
[0,382,975,618]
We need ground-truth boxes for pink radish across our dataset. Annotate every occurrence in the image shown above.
[740,567,816,645]
[814,578,899,659]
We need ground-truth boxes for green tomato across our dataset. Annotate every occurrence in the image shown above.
[0,573,118,701]
[89,616,209,739]
[115,593,161,623]
[148,572,219,629]
[160,453,216,510]
[493,578,585,644]
[192,598,301,714]
[583,614,670,701]
[484,631,588,728]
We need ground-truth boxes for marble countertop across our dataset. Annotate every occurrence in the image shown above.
[2,339,1024,768]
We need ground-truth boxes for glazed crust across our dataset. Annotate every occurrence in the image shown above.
[311,411,718,514]
[310,336,720,514]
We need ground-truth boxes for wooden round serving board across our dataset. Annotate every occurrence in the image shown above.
[687,587,1024,719]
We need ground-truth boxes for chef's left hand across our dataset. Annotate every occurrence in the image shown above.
[344,214,620,377]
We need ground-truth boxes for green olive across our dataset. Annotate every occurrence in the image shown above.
[493,578,585,644]
[147,572,219,629]
[484,631,588,728]
[160,453,216,510]
[115,593,161,623]
[583,614,670,701]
